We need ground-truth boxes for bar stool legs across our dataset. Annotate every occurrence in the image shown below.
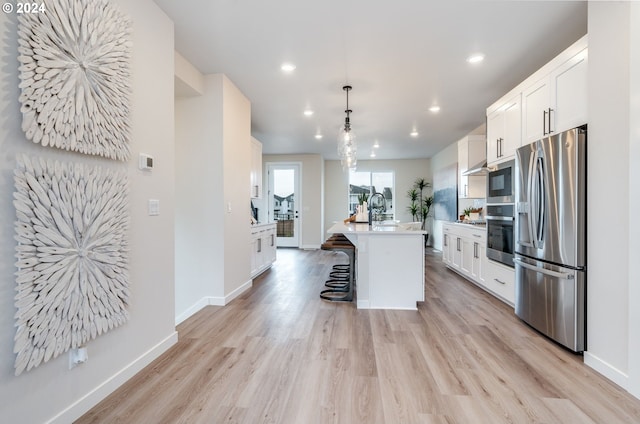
[320,234,355,302]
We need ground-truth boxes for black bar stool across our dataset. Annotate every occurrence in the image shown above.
[320,234,355,302]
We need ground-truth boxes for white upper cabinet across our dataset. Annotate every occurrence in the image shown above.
[458,135,486,198]
[522,42,588,145]
[487,94,521,165]
[250,137,263,198]
[552,48,588,134]
[488,35,587,162]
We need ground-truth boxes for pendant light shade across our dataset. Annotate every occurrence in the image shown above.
[338,85,357,171]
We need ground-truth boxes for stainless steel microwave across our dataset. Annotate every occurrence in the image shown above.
[487,160,515,204]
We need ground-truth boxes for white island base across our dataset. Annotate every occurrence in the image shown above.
[327,223,425,310]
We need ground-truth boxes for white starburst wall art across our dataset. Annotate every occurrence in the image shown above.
[13,155,130,375]
[17,0,132,161]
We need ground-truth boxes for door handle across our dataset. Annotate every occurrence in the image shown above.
[548,108,554,134]
[543,110,547,135]
[473,242,478,258]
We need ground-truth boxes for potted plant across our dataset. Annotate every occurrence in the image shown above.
[462,206,483,221]
[406,188,419,221]
[406,178,432,245]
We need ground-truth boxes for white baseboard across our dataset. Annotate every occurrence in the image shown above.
[225,279,252,304]
[357,300,370,309]
[174,280,253,326]
[49,331,179,424]
[584,351,629,390]
[175,297,211,325]
[301,244,320,250]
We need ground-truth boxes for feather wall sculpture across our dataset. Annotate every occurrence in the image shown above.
[17,0,132,161]
[13,155,130,375]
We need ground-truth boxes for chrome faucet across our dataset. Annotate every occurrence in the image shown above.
[369,192,386,223]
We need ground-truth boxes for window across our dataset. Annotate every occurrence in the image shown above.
[348,171,394,220]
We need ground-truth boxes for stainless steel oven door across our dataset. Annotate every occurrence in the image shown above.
[486,216,514,267]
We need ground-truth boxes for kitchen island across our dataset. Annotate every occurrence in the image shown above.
[326,222,426,310]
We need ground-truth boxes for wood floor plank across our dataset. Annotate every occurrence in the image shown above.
[76,248,640,424]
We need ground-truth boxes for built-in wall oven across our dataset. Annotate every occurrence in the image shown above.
[486,204,514,267]
[486,160,515,267]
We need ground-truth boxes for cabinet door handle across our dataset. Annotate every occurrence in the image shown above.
[472,234,482,238]
[456,237,461,251]
[257,238,262,253]
[473,242,478,258]
[444,234,448,247]
[494,278,506,285]
[271,234,274,246]
[543,110,548,135]
[548,108,554,134]
[496,138,500,158]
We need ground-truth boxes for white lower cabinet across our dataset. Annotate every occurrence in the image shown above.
[442,223,514,306]
[250,223,277,278]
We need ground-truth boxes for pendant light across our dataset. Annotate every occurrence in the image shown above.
[338,85,357,171]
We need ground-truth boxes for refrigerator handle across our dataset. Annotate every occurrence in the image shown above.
[527,151,537,248]
[535,155,545,246]
[514,257,575,280]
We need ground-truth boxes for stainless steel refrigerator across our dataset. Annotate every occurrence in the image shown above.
[514,125,586,352]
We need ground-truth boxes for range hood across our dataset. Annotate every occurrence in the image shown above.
[462,159,489,176]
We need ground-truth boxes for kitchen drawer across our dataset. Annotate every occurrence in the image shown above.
[484,259,515,305]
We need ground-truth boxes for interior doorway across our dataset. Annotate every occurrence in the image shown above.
[267,163,301,247]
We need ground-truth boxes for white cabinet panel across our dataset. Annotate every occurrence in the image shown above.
[250,223,276,278]
[487,94,521,165]
[458,135,486,198]
[552,48,588,135]
[442,223,513,306]
[522,77,551,145]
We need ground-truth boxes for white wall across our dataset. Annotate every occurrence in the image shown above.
[175,51,204,97]
[175,75,224,323]
[0,1,177,422]
[262,154,325,249]
[584,1,634,391]
[175,74,251,324]
[324,159,431,239]
[221,76,252,296]
[429,143,458,251]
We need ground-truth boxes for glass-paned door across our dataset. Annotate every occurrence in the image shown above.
[267,163,301,247]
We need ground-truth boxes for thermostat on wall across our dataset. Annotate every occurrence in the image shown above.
[139,154,153,170]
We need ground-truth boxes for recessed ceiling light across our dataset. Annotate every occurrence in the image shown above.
[304,109,314,117]
[281,63,296,72]
[373,141,380,148]
[370,151,376,158]
[467,53,485,64]
[315,134,323,140]
[429,106,441,113]
[410,131,419,137]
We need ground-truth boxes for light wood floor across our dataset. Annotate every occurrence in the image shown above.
[77,248,640,423]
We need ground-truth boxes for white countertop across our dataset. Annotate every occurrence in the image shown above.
[444,221,487,231]
[251,222,277,229]
[328,222,427,235]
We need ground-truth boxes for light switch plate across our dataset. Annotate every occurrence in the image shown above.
[148,199,160,216]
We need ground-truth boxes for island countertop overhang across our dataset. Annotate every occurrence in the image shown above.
[327,222,428,235]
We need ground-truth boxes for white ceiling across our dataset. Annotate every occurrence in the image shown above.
[154,0,587,160]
